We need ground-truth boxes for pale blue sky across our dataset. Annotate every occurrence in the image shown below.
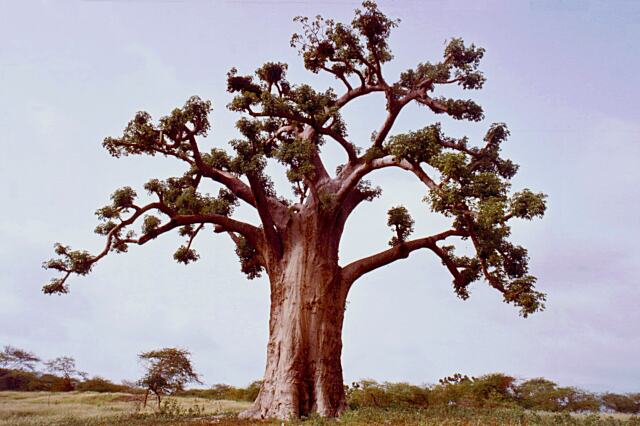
[1,0,639,392]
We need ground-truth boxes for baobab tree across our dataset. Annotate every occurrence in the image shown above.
[43,1,547,419]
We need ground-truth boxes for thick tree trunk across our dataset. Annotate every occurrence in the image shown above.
[240,218,349,419]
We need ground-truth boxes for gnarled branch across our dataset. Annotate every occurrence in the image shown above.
[341,229,465,286]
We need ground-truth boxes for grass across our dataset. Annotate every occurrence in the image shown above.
[0,391,250,425]
[0,392,638,425]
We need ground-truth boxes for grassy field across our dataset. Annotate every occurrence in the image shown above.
[0,391,250,425]
[0,391,638,425]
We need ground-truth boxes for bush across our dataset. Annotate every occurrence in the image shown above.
[515,378,599,412]
[177,380,262,401]
[0,368,74,391]
[347,380,430,409]
[428,373,518,408]
[0,368,39,391]
[601,392,640,414]
[76,376,132,393]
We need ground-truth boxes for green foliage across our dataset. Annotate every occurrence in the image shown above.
[142,215,161,235]
[386,206,414,246]
[201,148,232,171]
[44,1,548,330]
[344,373,605,416]
[510,189,548,220]
[429,373,518,409]
[102,96,212,158]
[234,236,263,279]
[173,246,199,265]
[256,62,288,87]
[419,122,547,316]
[352,0,398,63]
[291,1,398,81]
[149,176,238,217]
[385,124,443,163]
[398,37,485,93]
[516,378,601,413]
[443,38,486,89]
[42,244,94,294]
[159,96,212,139]
[439,246,482,299]
[356,179,382,202]
[111,187,137,208]
[435,98,484,121]
[347,380,430,409]
[475,123,519,179]
[180,380,263,402]
[274,137,317,188]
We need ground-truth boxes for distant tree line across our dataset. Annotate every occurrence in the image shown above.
[1,345,638,414]
[344,374,640,415]
[0,345,96,392]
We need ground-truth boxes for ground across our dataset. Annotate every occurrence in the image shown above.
[0,392,638,425]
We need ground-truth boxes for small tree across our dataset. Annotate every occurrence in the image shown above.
[515,378,559,411]
[0,345,40,372]
[44,356,88,392]
[138,348,201,408]
[44,356,87,391]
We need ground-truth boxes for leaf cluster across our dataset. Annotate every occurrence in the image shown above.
[398,38,485,92]
[385,123,443,164]
[234,235,264,279]
[102,96,212,159]
[144,175,238,218]
[291,1,398,83]
[387,205,414,246]
[42,244,95,294]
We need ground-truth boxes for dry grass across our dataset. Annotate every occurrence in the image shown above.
[0,391,251,425]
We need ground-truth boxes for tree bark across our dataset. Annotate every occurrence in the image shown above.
[239,215,349,419]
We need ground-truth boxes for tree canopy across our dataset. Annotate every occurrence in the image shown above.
[138,347,201,407]
[43,1,547,317]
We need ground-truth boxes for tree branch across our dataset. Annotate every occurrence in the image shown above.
[44,199,263,294]
[184,131,257,207]
[372,93,415,148]
[320,126,358,163]
[341,229,465,286]
[335,155,438,207]
[320,65,352,91]
[246,173,283,258]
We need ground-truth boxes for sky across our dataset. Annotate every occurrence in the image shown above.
[1,0,639,393]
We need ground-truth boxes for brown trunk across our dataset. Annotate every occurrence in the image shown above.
[240,216,348,419]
